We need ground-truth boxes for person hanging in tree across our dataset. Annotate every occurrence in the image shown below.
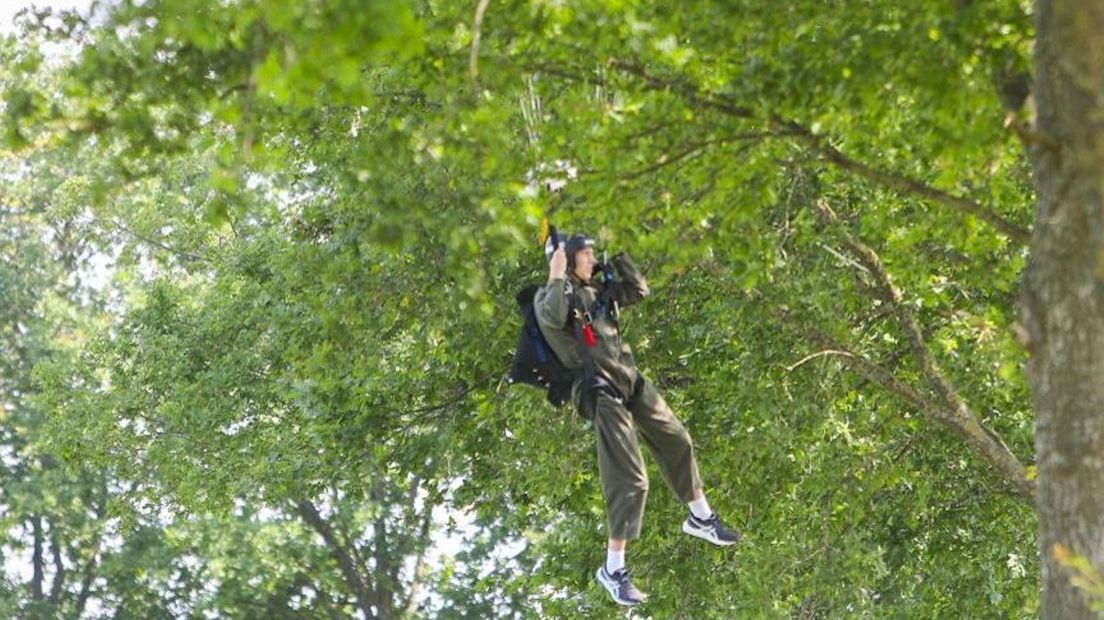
[534,233,741,607]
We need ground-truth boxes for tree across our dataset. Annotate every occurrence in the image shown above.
[1023,1,1104,617]
[4,18,504,617]
[3,0,1061,616]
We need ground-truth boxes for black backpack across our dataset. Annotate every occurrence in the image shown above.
[508,284,578,406]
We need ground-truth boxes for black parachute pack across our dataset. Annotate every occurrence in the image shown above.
[507,283,579,407]
[507,224,584,406]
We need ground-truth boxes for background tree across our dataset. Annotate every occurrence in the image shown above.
[4,0,1089,617]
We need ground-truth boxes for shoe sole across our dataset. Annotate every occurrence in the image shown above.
[595,568,646,606]
[682,520,740,547]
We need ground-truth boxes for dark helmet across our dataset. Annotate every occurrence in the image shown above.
[545,232,595,264]
[564,234,595,257]
[564,234,596,271]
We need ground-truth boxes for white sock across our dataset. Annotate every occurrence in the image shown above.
[689,495,713,520]
[606,547,625,574]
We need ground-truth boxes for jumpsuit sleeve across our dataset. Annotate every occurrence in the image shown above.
[608,252,650,308]
[535,277,571,329]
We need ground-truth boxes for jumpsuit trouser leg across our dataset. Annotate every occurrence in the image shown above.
[592,377,704,540]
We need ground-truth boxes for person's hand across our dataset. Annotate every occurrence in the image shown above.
[549,244,567,281]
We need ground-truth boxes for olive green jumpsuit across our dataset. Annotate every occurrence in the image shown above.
[534,254,703,540]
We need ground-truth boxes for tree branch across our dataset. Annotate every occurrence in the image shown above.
[607,58,756,119]
[296,499,379,620]
[786,314,1034,504]
[469,0,492,90]
[786,122,1030,243]
[541,59,1031,243]
[784,349,856,372]
[806,200,1036,501]
[783,315,954,423]
[327,488,373,598]
[104,218,210,263]
[399,384,473,419]
[617,133,784,182]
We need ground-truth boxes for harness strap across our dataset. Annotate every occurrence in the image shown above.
[568,292,598,389]
[566,279,642,415]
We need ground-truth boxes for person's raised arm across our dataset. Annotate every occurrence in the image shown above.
[535,244,571,328]
[608,252,650,308]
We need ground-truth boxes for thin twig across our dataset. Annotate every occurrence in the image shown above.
[816,241,870,274]
[469,0,492,90]
[105,218,210,263]
[618,133,783,181]
[784,349,856,372]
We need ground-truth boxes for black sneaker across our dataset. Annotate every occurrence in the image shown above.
[596,566,648,606]
[682,512,741,546]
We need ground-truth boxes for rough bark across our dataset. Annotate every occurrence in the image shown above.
[1023,1,1104,617]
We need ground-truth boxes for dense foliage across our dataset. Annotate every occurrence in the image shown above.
[1,0,1054,617]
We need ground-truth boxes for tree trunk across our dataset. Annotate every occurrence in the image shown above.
[73,546,99,620]
[295,499,378,620]
[370,484,394,620]
[1023,1,1104,617]
[49,524,66,604]
[31,515,44,601]
[373,515,393,620]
